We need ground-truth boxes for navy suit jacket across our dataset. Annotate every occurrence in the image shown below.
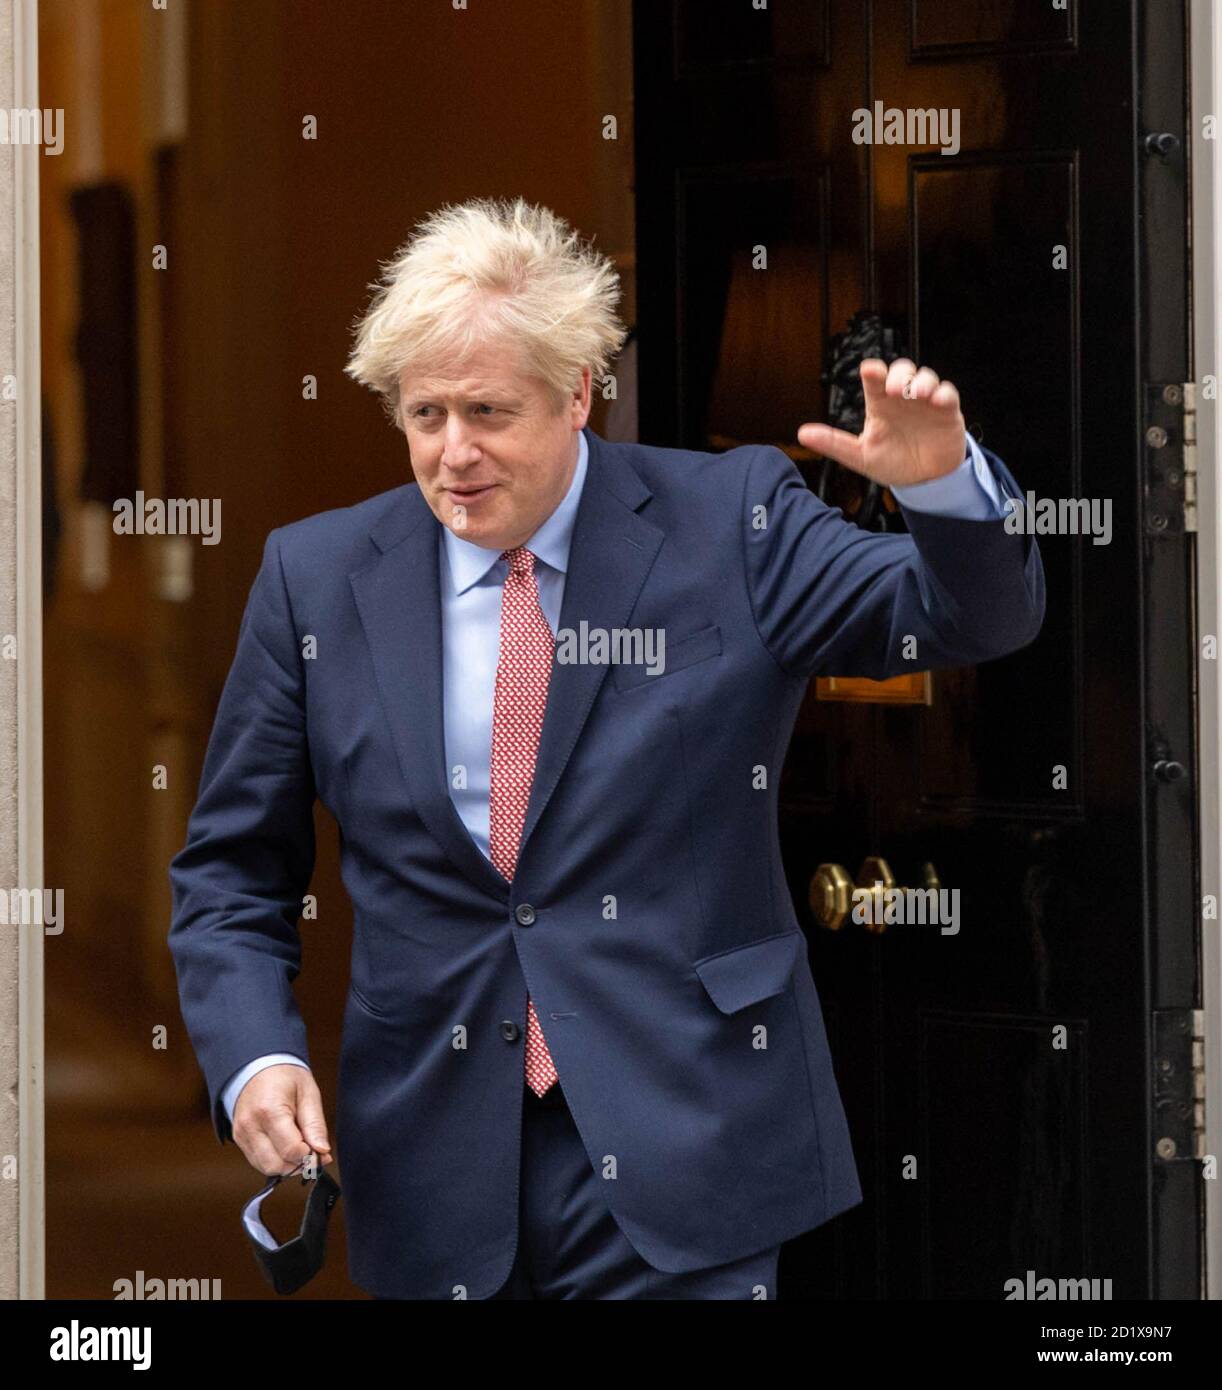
[168,425,1044,1298]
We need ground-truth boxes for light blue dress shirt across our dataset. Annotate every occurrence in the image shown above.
[220,429,1003,1124]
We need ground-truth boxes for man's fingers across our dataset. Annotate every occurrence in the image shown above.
[884,357,918,397]
[905,366,941,401]
[263,1103,317,1165]
[236,1124,296,1178]
[931,380,960,410]
[232,1064,333,1176]
[806,358,965,485]
[293,1078,333,1160]
[859,357,889,406]
[797,421,864,473]
[237,1099,313,1175]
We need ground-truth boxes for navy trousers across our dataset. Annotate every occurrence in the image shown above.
[375,1081,781,1300]
[492,1081,779,1299]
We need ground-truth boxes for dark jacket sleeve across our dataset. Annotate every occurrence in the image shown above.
[168,528,317,1144]
[741,443,1045,679]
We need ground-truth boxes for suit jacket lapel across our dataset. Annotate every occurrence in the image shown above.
[516,428,662,861]
[350,489,511,901]
[348,428,662,899]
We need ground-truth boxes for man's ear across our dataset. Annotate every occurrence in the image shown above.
[569,366,593,429]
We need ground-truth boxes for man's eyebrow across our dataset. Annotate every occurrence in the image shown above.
[405,388,521,403]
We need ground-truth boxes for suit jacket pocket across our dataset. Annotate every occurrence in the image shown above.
[348,979,397,1020]
[612,623,721,693]
[692,929,805,1014]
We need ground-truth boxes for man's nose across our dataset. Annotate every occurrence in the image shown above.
[441,417,481,469]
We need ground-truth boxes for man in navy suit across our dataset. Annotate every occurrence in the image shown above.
[168,197,1044,1299]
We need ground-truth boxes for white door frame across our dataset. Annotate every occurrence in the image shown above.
[11,0,43,1302]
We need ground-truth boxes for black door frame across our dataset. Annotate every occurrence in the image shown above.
[1188,0,1222,1302]
[1140,0,1204,1302]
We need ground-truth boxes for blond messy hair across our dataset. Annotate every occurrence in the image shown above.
[344,196,628,427]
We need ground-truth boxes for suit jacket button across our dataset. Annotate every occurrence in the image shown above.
[515,904,536,926]
[500,1020,520,1042]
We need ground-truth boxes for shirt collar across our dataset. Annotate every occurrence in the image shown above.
[442,428,589,595]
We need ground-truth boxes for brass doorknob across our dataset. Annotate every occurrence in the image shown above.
[809,862,853,930]
[854,856,895,935]
[853,856,941,934]
[810,856,942,933]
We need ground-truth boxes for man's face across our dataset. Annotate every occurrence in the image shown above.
[400,340,591,552]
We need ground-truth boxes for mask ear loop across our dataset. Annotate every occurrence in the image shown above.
[295,1151,327,1183]
[283,1153,313,1183]
[278,1151,324,1185]
[242,1152,324,1250]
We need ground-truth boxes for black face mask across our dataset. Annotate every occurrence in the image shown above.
[242,1154,342,1295]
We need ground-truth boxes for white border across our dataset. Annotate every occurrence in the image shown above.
[14,0,43,1301]
[1191,0,1221,1303]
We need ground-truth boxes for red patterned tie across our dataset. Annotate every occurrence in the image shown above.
[489,547,559,1097]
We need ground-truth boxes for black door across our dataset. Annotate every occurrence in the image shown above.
[633,0,1201,1299]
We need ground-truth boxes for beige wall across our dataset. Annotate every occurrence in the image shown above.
[0,0,16,1298]
[0,0,44,1303]
[32,0,634,1296]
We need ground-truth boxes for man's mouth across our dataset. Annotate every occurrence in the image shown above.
[444,483,496,503]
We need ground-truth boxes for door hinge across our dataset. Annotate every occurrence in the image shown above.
[1183,381,1198,533]
[1143,382,1197,535]
[1153,1007,1206,1162]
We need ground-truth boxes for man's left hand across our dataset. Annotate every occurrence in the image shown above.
[796,357,967,488]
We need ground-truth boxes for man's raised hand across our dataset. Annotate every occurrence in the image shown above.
[797,357,967,489]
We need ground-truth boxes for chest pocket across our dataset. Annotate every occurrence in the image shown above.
[612,623,722,693]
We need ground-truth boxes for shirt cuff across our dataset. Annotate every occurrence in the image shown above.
[221,1053,309,1125]
[889,431,1006,519]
